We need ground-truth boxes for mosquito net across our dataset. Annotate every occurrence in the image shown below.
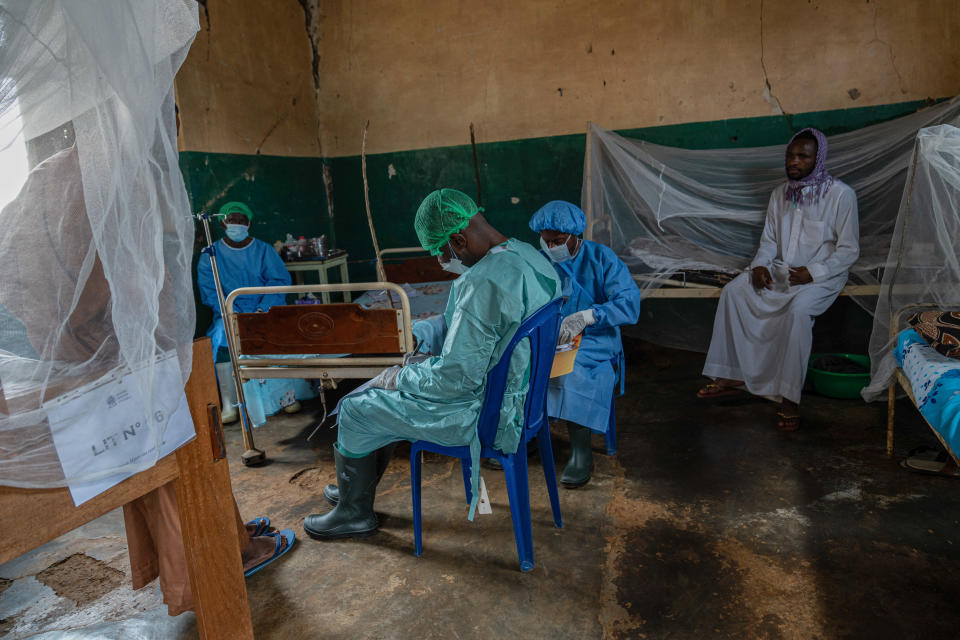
[0,1,199,488]
[582,97,960,350]
[861,125,960,401]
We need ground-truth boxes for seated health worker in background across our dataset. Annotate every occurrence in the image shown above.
[529,201,642,488]
[196,201,315,425]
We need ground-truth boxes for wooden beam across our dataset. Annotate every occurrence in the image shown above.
[0,458,178,566]
[175,338,253,639]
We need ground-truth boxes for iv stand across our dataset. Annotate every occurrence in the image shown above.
[197,213,266,466]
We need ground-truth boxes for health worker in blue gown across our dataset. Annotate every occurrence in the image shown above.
[197,201,315,425]
[529,200,642,488]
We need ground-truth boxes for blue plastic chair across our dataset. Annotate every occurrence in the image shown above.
[409,297,564,572]
[600,350,625,456]
[605,400,617,456]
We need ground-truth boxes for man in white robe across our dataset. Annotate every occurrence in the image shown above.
[699,128,860,430]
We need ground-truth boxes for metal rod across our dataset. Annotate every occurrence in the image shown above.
[197,214,265,466]
[378,246,428,257]
[306,388,329,442]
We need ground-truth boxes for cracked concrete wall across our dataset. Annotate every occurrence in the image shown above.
[175,0,319,156]
[316,0,960,157]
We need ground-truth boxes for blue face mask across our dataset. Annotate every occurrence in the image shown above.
[225,223,249,243]
[540,235,579,263]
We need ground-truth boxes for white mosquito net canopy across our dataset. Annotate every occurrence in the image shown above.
[582,97,960,351]
[0,0,199,487]
[862,124,960,402]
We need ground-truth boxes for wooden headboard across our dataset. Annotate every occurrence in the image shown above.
[235,303,403,355]
[223,282,414,380]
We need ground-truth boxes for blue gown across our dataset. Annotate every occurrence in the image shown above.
[197,238,315,426]
[546,240,642,432]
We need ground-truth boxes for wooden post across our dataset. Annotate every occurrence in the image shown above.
[176,338,254,639]
[361,120,387,284]
[470,123,483,207]
[0,339,254,639]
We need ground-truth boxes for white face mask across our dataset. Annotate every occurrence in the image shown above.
[540,235,579,263]
[440,242,468,274]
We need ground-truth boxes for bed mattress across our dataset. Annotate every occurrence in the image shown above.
[896,328,960,456]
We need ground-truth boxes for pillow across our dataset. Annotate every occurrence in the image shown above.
[907,311,960,358]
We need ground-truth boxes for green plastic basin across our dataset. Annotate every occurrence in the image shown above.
[807,353,871,399]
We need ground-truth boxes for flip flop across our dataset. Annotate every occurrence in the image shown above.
[775,411,800,432]
[906,445,939,459]
[901,451,960,478]
[246,516,270,537]
[244,529,295,578]
[696,382,745,400]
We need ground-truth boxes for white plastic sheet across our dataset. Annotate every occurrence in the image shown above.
[582,97,960,350]
[0,1,199,487]
[862,125,960,401]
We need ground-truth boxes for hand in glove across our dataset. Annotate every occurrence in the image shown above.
[411,320,432,350]
[412,314,445,355]
[558,309,595,345]
[403,352,430,367]
[370,365,401,390]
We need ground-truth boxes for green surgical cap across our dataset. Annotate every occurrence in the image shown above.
[414,188,481,255]
[217,201,255,222]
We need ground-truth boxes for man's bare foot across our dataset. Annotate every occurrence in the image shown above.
[242,534,289,573]
[245,516,270,537]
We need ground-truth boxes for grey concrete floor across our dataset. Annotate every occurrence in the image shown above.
[3,336,959,639]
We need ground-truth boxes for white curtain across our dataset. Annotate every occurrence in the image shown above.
[0,1,199,487]
[862,125,960,401]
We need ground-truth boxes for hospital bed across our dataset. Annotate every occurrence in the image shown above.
[222,255,451,455]
[0,339,254,639]
[224,282,415,383]
[886,303,960,462]
[637,272,883,299]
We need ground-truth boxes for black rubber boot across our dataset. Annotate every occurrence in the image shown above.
[561,423,594,489]
[304,447,379,539]
[323,443,395,506]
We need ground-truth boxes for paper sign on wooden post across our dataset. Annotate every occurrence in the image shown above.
[44,354,195,506]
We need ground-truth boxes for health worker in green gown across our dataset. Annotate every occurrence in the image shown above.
[303,188,560,540]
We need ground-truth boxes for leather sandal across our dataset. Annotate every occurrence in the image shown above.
[697,382,745,400]
[775,410,800,432]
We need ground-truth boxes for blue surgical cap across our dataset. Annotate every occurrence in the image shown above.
[528,200,586,235]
